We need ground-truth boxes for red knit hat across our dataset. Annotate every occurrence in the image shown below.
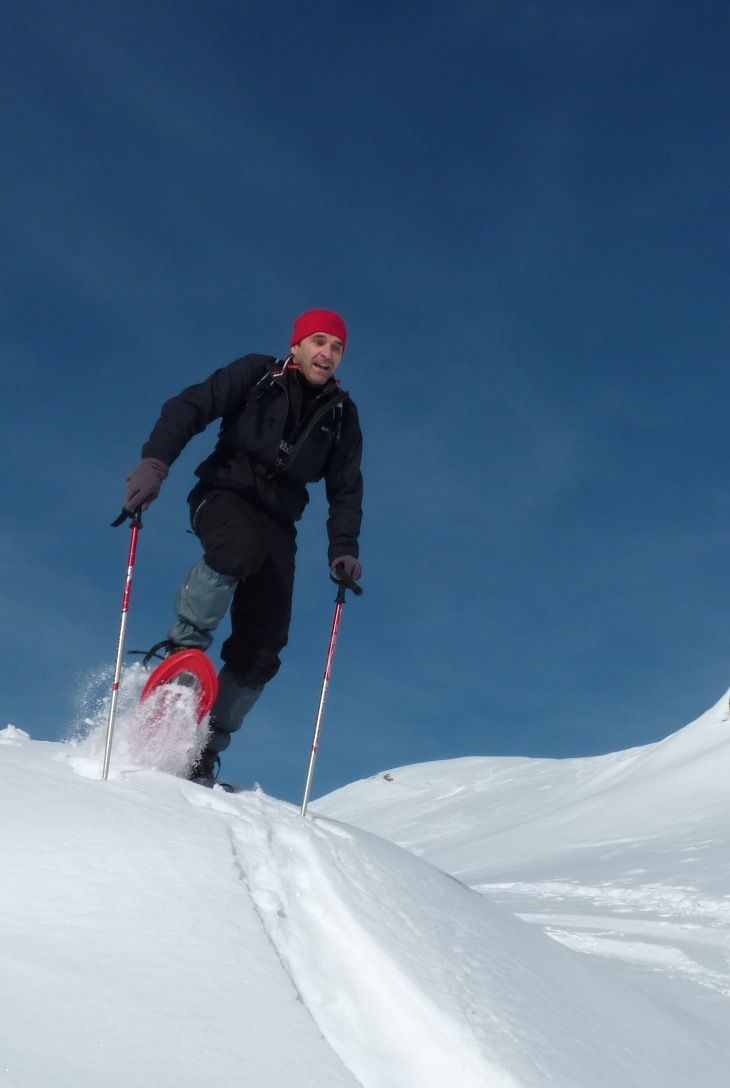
[290,309,348,351]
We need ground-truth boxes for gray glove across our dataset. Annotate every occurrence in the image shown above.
[124,457,169,512]
[331,555,362,582]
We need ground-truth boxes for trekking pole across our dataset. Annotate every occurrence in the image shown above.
[301,568,363,817]
[101,507,143,780]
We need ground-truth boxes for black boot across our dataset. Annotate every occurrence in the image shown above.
[187,746,236,792]
[187,747,221,788]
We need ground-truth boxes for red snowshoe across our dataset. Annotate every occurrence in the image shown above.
[140,646,219,726]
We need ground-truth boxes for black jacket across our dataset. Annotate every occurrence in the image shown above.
[141,354,363,563]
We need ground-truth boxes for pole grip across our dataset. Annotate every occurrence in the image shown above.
[330,567,364,597]
[111,507,143,528]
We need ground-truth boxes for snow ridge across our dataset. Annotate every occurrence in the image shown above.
[2,688,730,1086]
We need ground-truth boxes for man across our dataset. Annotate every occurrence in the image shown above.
[123,309,363,786]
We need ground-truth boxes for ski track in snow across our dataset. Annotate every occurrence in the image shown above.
[477,879,730,998]
[478,878,730,922]
[181,785,516,1088]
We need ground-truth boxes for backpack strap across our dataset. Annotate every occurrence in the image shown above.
[263,389,348,484]
[332,399,344,444]
[252,356,290,397]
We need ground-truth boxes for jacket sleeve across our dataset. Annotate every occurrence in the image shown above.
[140,355,272,466]
[325,401,364,565]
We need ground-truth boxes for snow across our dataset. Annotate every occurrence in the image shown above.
[1,682,730,1086]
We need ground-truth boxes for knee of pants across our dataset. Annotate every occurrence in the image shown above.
[192,490,270,581]
[220,638,284,687]
[204,544,262,582]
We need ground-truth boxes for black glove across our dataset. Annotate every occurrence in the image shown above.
[124,458,168,512]
[331,555,362,582]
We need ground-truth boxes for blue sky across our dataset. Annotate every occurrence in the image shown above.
[3,0,730,803]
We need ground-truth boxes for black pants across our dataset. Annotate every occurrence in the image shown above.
[189,484,296,687]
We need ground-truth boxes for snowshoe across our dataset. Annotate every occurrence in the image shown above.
[140,647,219,726]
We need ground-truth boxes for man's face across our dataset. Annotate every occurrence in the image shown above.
[290,332,344,385]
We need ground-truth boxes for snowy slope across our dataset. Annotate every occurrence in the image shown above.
[0,732,359,1088]
[1,690,730,1086]
[316,690,730,1080]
